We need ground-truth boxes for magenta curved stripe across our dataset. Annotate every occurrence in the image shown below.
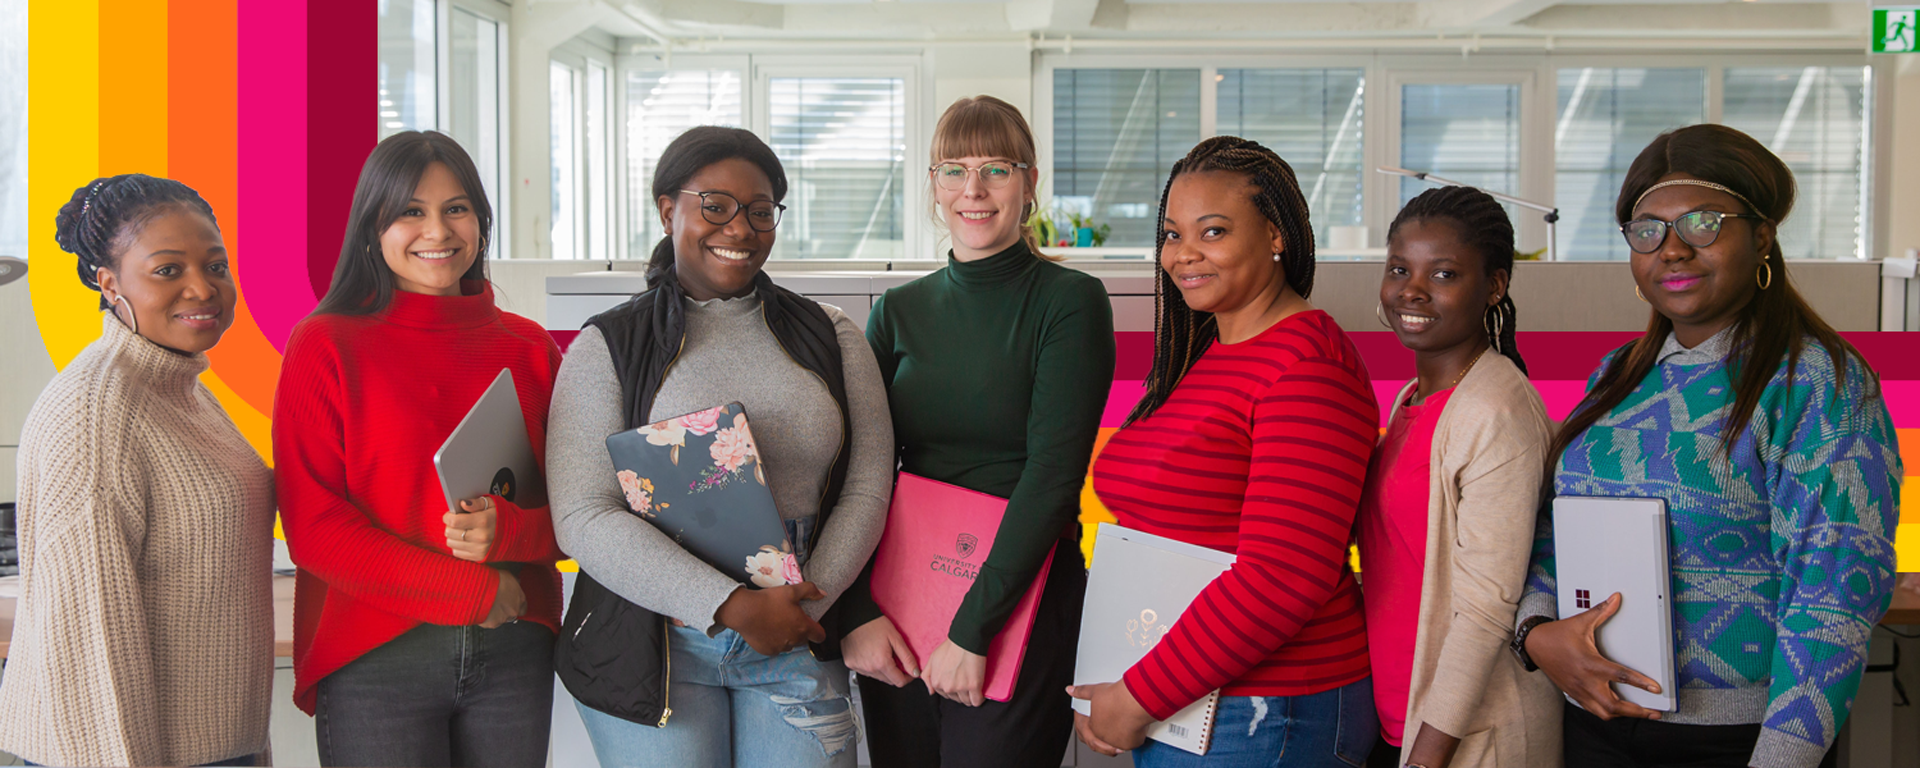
[238,0,314,351]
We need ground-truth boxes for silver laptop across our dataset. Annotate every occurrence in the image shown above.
[1073,523,1235,755]
[433,369,547,516]
[1552,496,1677,712]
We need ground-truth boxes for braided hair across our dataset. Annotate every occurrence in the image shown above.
[54,174,218,310]
[1386,185,1527,375]
[1126,135,1316,425]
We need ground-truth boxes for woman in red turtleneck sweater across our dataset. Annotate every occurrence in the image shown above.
[274,131,564,768]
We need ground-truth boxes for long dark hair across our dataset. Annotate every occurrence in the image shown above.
[1127,135,1316,425]
[1387,185,1527,375]
[54,174,218,310]
[314,131,493,316]
[1546,123,1872,470]
[645,126,788,289]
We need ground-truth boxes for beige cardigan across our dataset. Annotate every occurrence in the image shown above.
[1383,353,1562,768]
[0,314,275,766]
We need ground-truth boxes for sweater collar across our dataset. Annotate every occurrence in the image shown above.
[945,240,1036,289]
[100,310,208,390]
[379,280,500,329]
[685,288,764,318]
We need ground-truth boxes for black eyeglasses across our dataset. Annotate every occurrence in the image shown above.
[1619,210,1764,254]
[676,189,785,232]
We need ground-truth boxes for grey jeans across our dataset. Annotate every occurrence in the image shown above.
[315,620,555,768]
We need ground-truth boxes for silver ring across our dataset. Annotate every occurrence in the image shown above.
[462,529,469,542]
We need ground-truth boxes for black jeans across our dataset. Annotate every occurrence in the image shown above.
[315,621,555,768]
[1563,701,1838,768]
[857,540,1086,768]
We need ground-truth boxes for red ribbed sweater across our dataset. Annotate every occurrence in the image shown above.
[273,285,566,714]
[1091,310,1375,720]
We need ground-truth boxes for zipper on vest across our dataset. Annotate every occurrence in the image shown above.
[650,329,687,728]
[761,305,847,554]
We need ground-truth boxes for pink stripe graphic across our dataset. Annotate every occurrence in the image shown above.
[239,0,313,350]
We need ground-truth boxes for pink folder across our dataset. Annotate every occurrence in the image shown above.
[869,472,1056,702]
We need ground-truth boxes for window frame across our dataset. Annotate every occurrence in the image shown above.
[1035,50,1883,262]
[615,53,752,262]
[550,36,616,261]
[750,55,926,262]
[445,0,511,259]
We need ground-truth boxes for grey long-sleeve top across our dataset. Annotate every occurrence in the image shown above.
[548,292,895,631]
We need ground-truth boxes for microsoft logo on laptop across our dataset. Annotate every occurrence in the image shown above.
[1574,589,1592,610]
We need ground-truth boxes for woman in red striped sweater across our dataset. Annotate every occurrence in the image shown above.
[274,131,566,767]
[1072,136,1379,767]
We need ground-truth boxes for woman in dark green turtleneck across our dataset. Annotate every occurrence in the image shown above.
[839,96,1115,767]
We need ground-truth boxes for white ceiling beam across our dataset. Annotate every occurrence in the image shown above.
[1418,0,1561,28]
[1007,0,1104,32]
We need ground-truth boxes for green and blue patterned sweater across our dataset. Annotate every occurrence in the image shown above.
[1518,329,1903,768]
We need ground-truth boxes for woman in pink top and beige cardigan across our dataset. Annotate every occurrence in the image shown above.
[1358,186,1561,768]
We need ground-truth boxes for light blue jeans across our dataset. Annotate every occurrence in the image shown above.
[576,517,857,768]
[1133,677,1377,768]
[575,626,858,768]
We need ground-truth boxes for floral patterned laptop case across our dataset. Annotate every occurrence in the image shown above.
[604,402,801,589]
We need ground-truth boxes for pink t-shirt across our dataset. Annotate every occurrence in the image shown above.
[1357,387,1451,747]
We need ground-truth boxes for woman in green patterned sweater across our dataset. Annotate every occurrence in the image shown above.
[1510,124,1903,768]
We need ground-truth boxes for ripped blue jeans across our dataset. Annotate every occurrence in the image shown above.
[575,518,858,768]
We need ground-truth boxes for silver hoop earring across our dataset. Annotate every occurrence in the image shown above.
[1376,303,1392,330]
[112,294,139,335]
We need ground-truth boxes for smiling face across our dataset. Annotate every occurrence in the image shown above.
[95,207,236,355]
[1628,173,1773,346]
[1382,218,1505,356]
[1159,171,1288,316]
[379,161,481,297]
[659,157,777,302]
[934,155,1033,260]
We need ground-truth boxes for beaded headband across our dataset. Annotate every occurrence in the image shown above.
[1631,179,1768,222]
[79,180,108,216]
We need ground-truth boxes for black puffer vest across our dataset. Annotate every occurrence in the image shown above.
[553,269,854,727]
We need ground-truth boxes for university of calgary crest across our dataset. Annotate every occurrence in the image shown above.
[956,533,979,559]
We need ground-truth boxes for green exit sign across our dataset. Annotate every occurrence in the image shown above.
[1877,7,1920,52]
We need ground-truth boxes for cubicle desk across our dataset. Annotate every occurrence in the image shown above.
[0,574,297,659]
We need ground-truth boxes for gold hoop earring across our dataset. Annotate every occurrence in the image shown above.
[1756,261,1772,290]
[1635,285,1646,302]
[1376,303,1392,330]
[111,294,139,335]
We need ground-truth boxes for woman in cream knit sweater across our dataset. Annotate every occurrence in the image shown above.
[0,175,274,767]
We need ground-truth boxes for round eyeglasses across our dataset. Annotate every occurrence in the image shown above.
[929,161,1031,191]
[1619,210,1764,254]
[676,189,785,232]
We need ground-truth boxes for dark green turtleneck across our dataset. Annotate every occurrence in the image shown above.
[846,241,1115,654]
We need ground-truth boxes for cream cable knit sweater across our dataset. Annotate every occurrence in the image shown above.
[0,313,275,767]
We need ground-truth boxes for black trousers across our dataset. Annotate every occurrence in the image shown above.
[857,540,1087,768]
[1563,701,1837,768]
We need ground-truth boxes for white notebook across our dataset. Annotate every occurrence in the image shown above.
[1072,523,1234,755]
[1552,496,1678,713]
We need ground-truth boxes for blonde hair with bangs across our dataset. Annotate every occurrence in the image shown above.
[929,96,1061,261]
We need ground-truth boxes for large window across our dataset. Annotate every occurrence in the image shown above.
[1723,66,1870,260]
[1398,82,1522,207]
[624,70,744,259]
[1554,68,1706,260]
[377,0,434,139]
[550,62,578,260]
[1217,69,1366,249]
[586,62,611,262]
[1051,69,1201,248]
[766,76,907,260]
[377,0,508,255]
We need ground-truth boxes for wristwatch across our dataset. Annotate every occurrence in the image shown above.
[1510,615,1552,672]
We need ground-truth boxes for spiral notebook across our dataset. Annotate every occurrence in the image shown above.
[1072,523,1232,755]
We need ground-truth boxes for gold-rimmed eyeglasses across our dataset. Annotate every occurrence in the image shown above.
[929,161,1031,191]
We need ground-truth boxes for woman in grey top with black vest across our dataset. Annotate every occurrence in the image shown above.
[546,126,894,767]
